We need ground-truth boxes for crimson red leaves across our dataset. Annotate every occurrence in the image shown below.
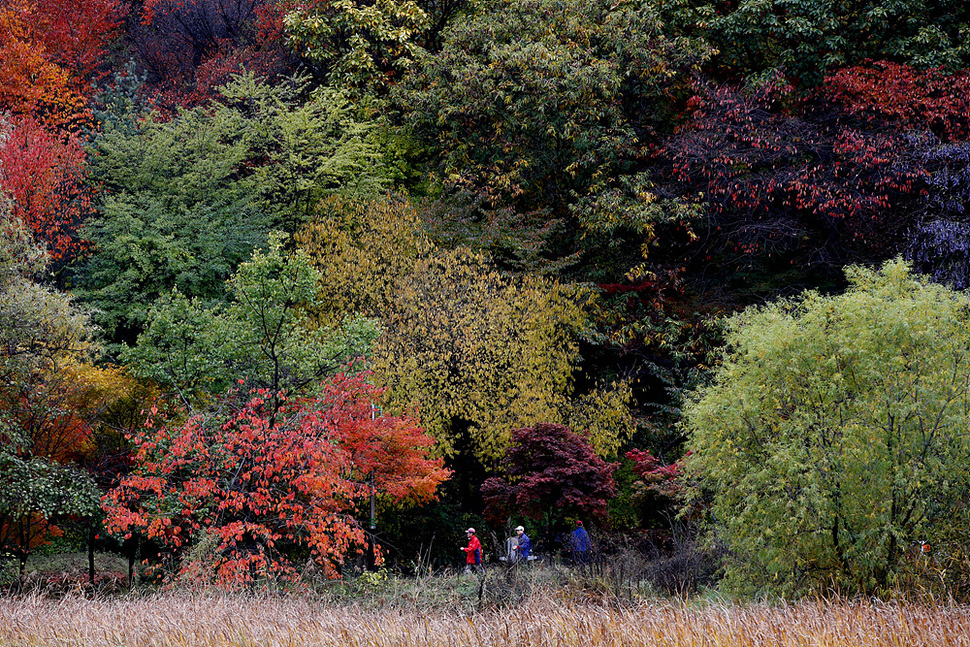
[103,373,448,587]
[0,117,91,264]
[481,423,615,527]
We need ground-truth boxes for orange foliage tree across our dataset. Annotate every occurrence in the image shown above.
[0,0,122,126]
[0,116,91,265]
[103,373,449,587]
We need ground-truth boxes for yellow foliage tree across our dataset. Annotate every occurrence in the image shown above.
[295,195,632,463]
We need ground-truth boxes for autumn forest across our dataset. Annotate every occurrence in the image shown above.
[4,0,970,602]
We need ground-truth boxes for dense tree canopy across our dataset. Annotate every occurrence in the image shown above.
[682,0,970,88]
[283,0,429,89]
[78,73,389,346]
[685,259,970,596]
[297,197,634,464]
[393,0,709,273]
[4,0,970,593]
[124,232,379,410]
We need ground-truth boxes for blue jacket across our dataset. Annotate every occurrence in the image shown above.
[571,527,590,552]
[517,533,531,560]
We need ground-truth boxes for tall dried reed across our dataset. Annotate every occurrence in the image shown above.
[1,592,968,647]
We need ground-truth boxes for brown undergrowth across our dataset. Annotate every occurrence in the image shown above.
[1,587,969,647]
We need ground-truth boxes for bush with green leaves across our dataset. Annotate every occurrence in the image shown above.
[675,0,970,88]
[685,258,970,597]
[392,0,709,273]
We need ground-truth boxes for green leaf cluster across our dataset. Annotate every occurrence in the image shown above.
[79,73,390,345]
[123,232,380,408]
[283,0,430,90]
[681,0,970,88]
[393,0,709,270]
[685,258,970,595]
[0,451,100,522]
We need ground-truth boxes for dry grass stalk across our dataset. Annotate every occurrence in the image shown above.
[0,593,968,647]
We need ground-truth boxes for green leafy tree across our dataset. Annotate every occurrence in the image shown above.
[123,232,379,411]
[392,0,709,273]
[282,0,429,90]
[685,259,970,596]
[682,0,970,88]
[78,73,389,346]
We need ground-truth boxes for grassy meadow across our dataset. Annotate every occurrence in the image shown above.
[2,584,970,647]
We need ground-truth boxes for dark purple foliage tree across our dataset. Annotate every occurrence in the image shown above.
[481,423,616,532]
[906,143,970,289]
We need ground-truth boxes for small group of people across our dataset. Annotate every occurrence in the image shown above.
[461,520,591,573]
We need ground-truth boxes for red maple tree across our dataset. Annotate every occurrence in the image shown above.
[661,76,926,267]
[0,0,123,125]
[103,373,449,586]
[0,116,91,265]
[824,61,970,143]
[21,0,125,84]
[131,0,286,108]
[624,448,685,503]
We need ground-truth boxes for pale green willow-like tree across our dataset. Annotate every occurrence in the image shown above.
[685,258,970,596]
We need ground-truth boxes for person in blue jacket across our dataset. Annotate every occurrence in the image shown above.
[512,525,531,562]
[570,520,591,564]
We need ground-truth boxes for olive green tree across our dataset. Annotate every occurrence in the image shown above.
[685,259,970,596]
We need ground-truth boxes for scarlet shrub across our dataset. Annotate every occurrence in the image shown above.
[0,116,91,265]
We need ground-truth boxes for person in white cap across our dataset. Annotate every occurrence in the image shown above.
[461,527,482,574]
[512,525,531,562]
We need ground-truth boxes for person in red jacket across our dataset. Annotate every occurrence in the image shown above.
[461,527,483,574]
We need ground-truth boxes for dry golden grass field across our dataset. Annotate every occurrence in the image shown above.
[1,592,969,647]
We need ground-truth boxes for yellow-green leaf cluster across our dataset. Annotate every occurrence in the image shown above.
[296,196,633,462]
[686,258,970,596]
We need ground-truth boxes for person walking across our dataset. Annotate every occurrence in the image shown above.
[512,525,531,563]
[461,527,483,574]
[570,520,591,564]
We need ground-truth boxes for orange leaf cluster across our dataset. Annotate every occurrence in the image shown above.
[103,373,448,587]
[0,0,122,127]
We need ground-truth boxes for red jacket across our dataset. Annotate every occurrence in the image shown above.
[463,535,481,564]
